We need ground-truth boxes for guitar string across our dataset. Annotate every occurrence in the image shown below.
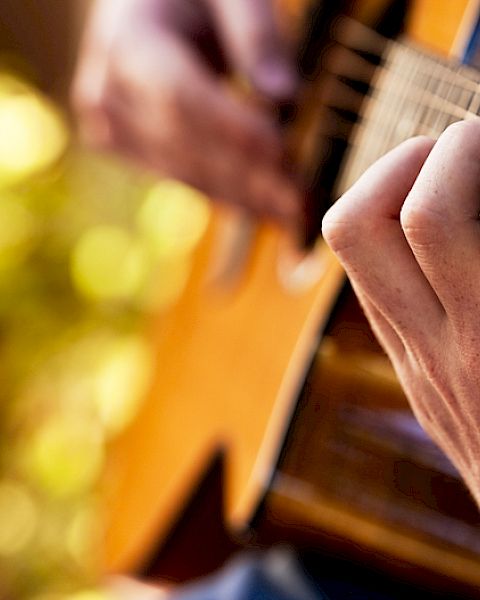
[364,44,480,121]
[335,40,480,194]
[338,42,419,189]
[363,43,423,176]
[356,44,480,137]
[359,61,478,126]
[398,51,438,138]
[336,43,424,188]
[346,44,397,183]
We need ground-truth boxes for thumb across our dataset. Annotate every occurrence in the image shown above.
[207,0,298,100]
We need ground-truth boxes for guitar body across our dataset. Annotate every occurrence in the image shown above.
[102,217,345,573]
[101,0,480,594]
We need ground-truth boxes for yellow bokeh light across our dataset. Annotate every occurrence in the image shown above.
[0,480,37,555]
[0,195,36,270]
[66,504,100,567]
[137,179,210,258]
[39,592,113,600]
[70,226,148,302]
[25,417,104,498]
[0,89,68,184]
[138,255,192,312]
[66,592,113,600]
[93,337,154,436]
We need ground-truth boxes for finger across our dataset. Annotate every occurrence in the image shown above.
[106,91,300,224]
[322,136,443,353]
[206,0,298,100]
[349,279,405,361]
[348,275,469,470]
[107,31,300,221]
[400,119,480,322]
[71,0,128,147]
[107,575,169,599]
[351,282,472,476]
[111,26,288,162]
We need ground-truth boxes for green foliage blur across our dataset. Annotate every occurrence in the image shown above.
[0,72,210,600]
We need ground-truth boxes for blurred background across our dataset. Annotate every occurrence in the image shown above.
[0,2,212,598]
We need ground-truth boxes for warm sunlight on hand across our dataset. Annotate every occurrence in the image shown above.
[323,120,480,505]
[73,0,300,224]
[108,575,170,600]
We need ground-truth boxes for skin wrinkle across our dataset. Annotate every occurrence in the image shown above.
[401,195,454,247]
[401,349,473,473]
[322,120,480,507]
[355,278,419,364]
[447,276,480,333]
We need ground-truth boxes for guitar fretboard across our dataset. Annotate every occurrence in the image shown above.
[339,38,480,192]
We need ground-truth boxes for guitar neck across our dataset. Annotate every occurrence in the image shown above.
[340,36,480,191]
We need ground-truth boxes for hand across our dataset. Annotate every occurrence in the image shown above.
[322,120,480,504]
[72,0,300,224]
[107,575,170,599]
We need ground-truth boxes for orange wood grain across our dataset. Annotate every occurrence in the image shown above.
[406,0,474,56]
[102,215,345,573]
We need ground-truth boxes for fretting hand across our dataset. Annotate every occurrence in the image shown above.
[322,120,480,504]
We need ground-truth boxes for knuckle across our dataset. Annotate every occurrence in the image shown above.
[71,63,112,122]
[71,82,114,149]
[77,91,109,121]
[440,119,480,164]
[321,194,365,254]
[71,78,105,117]
[400,194,447,246]
[114,40,184,109]
[321,210,346,250]
[443,118,480,145]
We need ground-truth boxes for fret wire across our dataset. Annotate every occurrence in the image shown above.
[467,85,480,114]
[434,68,468,132]
[404,46,444,138]
[362,43,416,175]
[405,55,437,138]
[417,60,449,136]
[368,49,480,120]
[346,43,396,182]
[357,43,423,178]
[370,45,419,162]
[376,41,480,94]
[366,46,434,146]
[387,44,433,143]
[367,65,480,123]
[368,44,479,108]
[348,95,480,146]
[335,36,480,195]
[336,44,399,191]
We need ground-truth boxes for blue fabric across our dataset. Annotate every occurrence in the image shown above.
[169,547,328,600]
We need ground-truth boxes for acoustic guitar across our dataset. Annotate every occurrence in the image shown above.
[100,0,480,595]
